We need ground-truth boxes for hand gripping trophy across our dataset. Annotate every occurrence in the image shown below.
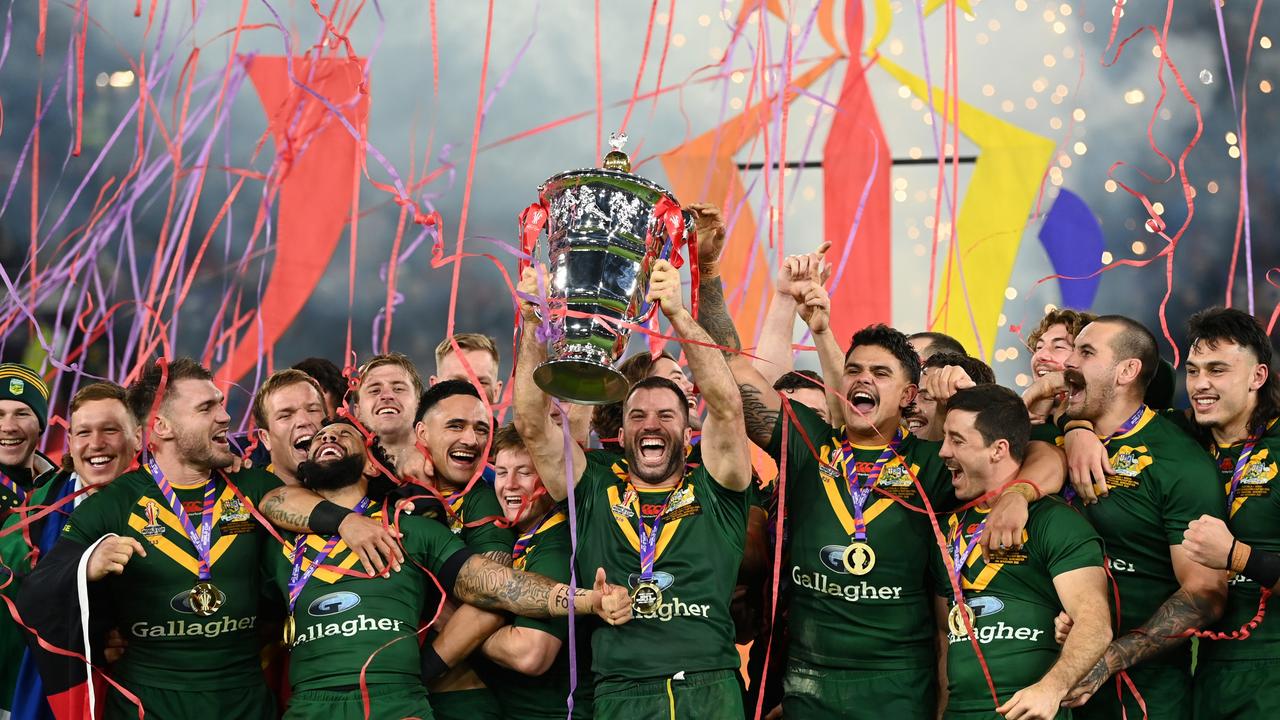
[517,133,695,404]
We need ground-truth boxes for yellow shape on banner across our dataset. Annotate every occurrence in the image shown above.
[878,57,1055,361]
[867,0,975,56]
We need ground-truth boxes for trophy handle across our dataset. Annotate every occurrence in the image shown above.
[623,204,693,326]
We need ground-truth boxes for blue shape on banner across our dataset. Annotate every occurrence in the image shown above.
[1038,189,1104,309]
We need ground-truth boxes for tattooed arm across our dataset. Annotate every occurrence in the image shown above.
[1063,546,1226,707]
[259,486,404,577]
[452,556,632,624]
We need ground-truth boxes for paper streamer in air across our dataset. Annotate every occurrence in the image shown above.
[214,56,369,387]
[879,57,1055,362]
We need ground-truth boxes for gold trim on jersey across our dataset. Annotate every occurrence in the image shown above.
[127,485,247,575]
[606,462,691,559]
[1222,447,1277,518]
[277,509,388,584]
[513,511,567,571]
[944,511,1028,592]
[816,443,897,537]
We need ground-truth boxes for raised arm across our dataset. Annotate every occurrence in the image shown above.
[998,566,1111,717]
[752,243,832,386]
[511,266,588,503]
[452,556,630,624]
[1064,547,1226,707]
[648,260,751,491]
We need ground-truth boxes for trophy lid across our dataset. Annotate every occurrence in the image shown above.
[602,132,631,172]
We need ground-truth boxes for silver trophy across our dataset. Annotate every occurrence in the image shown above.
[521,134,694,405]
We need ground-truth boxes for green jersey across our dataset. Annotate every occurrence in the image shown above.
[572,453,747,684]
[432,481,516,556]
[474,511,594,719]
[1199,416,1280,661]
[768,402,953,669]
[265,504,472,692]
[60,467,282,690]
[1051,408,1226,668]
[935,499,1104,713]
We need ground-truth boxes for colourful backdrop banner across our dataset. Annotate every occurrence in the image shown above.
[879,57,1055,361]
[215,56,369,386]
[1038,188,1104,310]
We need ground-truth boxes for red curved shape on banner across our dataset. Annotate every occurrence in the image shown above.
[216,56,368,385]
[823,2,891,339]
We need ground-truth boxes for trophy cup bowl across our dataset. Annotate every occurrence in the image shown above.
[528,166,693,405]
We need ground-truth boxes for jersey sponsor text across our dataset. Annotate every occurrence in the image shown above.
[132,615,256,639]
[792,566,903,602]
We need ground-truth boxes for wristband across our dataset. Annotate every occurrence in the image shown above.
[420,644,451,681]
[1228,539,1238,574]
[1063,420,1096,434]
[309,500,353,535]
[1242,544,1280,589]
[1002,480,1042,502]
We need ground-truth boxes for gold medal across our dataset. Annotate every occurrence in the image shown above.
[631,581,663,614]
[282,615,296,646]
[841,541,876,575]
[188,581,223,617]
[947,602,976,637]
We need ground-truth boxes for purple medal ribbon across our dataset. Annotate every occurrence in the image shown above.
[0,470,25,505]
[635,481,684,583]
[148,458,216,582]
[1063,405,1147,503]
[839,429,903,542]
[512,508,556,565]
[1225,430,1263,511]
[288,496,371,613]
[950,515,988,588]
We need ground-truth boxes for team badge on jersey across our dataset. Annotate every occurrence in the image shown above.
[141,501,166,543]
[1108,444,1152,484]
[1235,450,1277,497]
[875,461,919,499]
[218,497,256,535]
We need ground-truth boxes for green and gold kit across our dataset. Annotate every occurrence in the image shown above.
[265,504,473,692]
[768,402,954,670]
[60,467,282,691]
[935,498,1103,716]
[572,453,747,684]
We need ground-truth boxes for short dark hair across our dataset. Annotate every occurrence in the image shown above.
[624,376,689,423]
[591,351,679,443]
[414,379,482,424]
[126,358,213,426]
[907,331,967,359]
[773,370,824,393]
[945,384,1031,462]
[923,352,996,385]
[1187,306,1280,431]
[1093,315,1160,392]
[848,324,922,385]
[292,357,347,405]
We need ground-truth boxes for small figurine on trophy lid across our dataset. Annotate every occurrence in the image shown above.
[517,132,694,405]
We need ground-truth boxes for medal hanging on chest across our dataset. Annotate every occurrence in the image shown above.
[628,480,683,615]
[946,514,987,637]
[283,497,371,645]
[837,431,901,576]
[148,459,223,617]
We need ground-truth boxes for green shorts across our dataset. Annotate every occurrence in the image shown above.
[783,658,937,720]
[1193,658,1280,719]
[105,681,276,720]
[429,687,503,720]
[285,684,429,720]
[1073,663,1191,720]
[592,669,743,720]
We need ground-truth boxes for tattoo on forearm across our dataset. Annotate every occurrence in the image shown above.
[1108,589,1219,671]
[695,279,741,356]
[455,556,564,618]
[739,383,779,447]
[261,493,312,530]
[483,550,514,568]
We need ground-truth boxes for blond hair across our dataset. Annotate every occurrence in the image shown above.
[434,333,500,372]
[251,369,326,428]
[352,352,424,404]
